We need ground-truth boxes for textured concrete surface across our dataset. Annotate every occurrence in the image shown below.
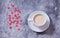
[0,0,60,38]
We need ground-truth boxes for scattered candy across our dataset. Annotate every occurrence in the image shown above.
[9,21,12,25]
[9,25,12,29]
[11,16,14,19]
[17,9,21,13]
[7,3,23,31]
[15,19,19,24]
[14,7,17,12]
[11,3,15,7]
[11,11,13,14]
[16,15,20,19]
[14,14,17,17]
[11,19,14,23]
[7,6,10,9]
[16,24,18,27]
[17,27,20,31]
[20,20,22,22]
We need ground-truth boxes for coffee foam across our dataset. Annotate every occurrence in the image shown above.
[34,14,45,26]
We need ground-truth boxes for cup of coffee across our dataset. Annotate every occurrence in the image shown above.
[33,14,46,27]
[28,11,50,32]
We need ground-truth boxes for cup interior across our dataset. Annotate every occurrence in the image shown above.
[33,14,46,26]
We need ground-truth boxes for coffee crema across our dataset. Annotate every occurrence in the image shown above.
[34,14,45,26]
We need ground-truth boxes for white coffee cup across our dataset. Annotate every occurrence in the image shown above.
[28,11,50,32]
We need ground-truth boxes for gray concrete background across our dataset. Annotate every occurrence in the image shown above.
[0,0,60,38]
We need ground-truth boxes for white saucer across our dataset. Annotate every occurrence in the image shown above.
[28,11,50,32]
